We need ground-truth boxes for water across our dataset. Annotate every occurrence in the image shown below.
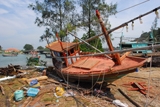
[0,54,53,67]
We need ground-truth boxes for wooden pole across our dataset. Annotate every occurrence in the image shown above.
[96,10,121,65]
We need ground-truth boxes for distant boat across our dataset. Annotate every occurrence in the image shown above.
[2,53,18,57]
[26,50,47,66]
[43,52,52,58]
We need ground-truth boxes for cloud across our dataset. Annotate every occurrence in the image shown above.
[0,8,8,14]
[0,0,160,49]
[0,0,46,49]
[0,1,12,8]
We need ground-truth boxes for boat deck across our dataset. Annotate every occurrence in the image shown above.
[62,56,146,75]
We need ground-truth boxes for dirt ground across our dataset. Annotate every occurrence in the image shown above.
[0,67,160,107]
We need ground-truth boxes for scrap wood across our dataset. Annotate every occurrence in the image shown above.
[21,97,32,107]
[29,89,52,106]
[127,75,147,79]
[17,79,26,85]
[96,95,113,102]
[38,88,53,96]
[44,101,53,106]
[47,78,60,84]
[118,88,141,107]
[29,94,43,106]
[26,76,48,84]
[5,95,10,107]
[122,82,151,95]
[0,85,5,95]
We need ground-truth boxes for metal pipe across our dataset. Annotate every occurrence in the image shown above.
[54,44,160,59]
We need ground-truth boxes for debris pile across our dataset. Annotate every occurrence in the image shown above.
[0,66,159,107]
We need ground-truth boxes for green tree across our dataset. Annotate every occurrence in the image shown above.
[29,0,78,41]
[79,0,117,38]
[78,0,117,52]
[0,45,2,50]
[80,30,104,52]
[39,28,55,45]
[23,44,34,50]
[37,46,44,50]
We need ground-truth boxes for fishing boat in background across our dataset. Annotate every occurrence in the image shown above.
[2,53,18,57]
[2,48,19,57]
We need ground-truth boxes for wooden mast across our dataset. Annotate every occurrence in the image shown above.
[55,33,69,66]
[96,10,121,65]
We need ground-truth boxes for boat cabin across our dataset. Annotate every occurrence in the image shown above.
[46,41,80,67]
[119,42,152,53]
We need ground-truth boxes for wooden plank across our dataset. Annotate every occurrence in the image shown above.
[21,97,32,107]
[134,82,144,90]
[0,85,5,95]
[73,59,100,70]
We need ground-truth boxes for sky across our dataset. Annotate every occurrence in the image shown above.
[0,0,160,50]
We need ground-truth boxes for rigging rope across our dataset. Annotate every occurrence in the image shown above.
[116,0,150,14]
[145,44,153,107]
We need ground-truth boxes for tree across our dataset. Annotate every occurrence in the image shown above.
[39,28,55,45]
[78,0,117,52]
[23,44,34,50]
[37,46,44,50]
[80,30,104,52]
[79,0,117,38]
[0,45,2,50]
[29,0,78,41]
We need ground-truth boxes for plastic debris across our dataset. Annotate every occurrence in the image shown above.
[14,90,24,101]
[30,79,38,86]
[64,91,75,97]
[55,86,65,97]
[112,100,128,107]
[0,76,16,82]
[27,88,39,97]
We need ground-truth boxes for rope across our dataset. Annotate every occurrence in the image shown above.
[145,44,153,107]
[116,0,150,14]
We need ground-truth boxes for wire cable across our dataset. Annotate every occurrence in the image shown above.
[116,0,150,14]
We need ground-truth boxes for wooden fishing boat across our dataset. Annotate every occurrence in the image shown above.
[2,53,18,57]
[46,8,160,83]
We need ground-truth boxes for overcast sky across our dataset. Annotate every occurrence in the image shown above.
[0,0,160,50]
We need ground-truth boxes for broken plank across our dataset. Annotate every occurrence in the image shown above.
[21,97,32,107]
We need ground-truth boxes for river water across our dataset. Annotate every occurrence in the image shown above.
[0,54,53,67]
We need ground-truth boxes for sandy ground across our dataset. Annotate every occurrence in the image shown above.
[0,67,160,107]
[110,67,160,107]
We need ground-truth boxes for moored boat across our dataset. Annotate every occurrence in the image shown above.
[2,53,18,57]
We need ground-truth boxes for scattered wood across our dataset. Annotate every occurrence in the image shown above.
[118,88,141,107]
[47,78,60,84]
[5,95,10,107]
[0,64,21,76]
[29,89,52,106]
[21,97,32,107]
[0,85,5,95]
[127,75,147,79]
[26,76,48,84]
[29,94,44,106]
[44,101,52,106]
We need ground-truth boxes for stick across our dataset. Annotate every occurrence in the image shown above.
[118,88,141,107]
[0,85,5,95]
